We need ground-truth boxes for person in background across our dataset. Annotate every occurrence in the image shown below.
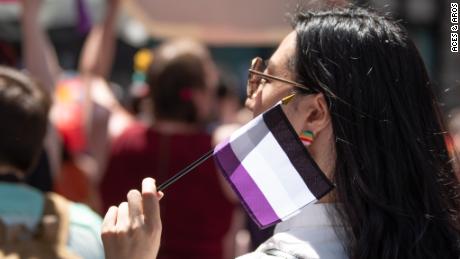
[100,39,236,259]
[21,0,134,212]
[0,66,103,259]
[101,7,460,259]
[0,2,56,195]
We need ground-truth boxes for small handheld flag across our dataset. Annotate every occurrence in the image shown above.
[213,104,333,228]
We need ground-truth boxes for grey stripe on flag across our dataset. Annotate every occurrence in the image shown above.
[230,117,270,162]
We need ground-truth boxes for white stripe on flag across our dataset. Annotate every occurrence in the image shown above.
[241,131,317,220]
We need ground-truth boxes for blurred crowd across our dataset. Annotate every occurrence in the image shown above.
[0,1,256,258]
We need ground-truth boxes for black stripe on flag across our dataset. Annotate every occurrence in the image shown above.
[262,105,334,199]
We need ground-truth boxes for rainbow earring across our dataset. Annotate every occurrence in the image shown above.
[300,130,314,146]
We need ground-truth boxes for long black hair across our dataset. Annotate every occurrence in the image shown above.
[293,7,460,259]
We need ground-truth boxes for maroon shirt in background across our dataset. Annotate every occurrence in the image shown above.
[100,123,234,259]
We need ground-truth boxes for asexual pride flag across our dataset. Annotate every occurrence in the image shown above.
[213,104,334,228]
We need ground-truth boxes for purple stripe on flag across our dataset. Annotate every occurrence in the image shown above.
[214,140,280,228]
[214,137,229,153]
[230,164,280,227]
[214,139,240,177]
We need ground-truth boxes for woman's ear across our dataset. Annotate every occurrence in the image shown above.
[302,93,331,134]
[284,93,331,135]
[294,93,335,185]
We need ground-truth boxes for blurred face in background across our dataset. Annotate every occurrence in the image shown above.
[192,56,219,123]
[149,39,220,125]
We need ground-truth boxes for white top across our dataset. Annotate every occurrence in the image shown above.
[237,203,347,259]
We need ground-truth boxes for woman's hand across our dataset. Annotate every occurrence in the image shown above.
[101,178,164,259]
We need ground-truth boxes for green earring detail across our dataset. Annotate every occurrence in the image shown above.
[300,130,314,146]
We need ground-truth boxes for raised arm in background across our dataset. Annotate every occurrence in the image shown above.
[21,0,62,178]
[21,0,61,95]
[78,0,134,185]
[79,0,120,78]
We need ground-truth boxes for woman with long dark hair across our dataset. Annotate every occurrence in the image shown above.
[100,7,460,259]
[293,7,460,258]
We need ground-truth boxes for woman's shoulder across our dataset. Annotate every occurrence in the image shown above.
[120,122,150,138]
[110,122,152,152]
[237,230,347,259]
[166,129,213,146]
[110,122,149,148]
[238,204,348,259]
[113,123,213,154]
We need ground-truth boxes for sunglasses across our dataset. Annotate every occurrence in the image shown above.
[247,57,317,98]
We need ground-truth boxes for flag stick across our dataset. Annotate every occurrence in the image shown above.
[157,149,214,191]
